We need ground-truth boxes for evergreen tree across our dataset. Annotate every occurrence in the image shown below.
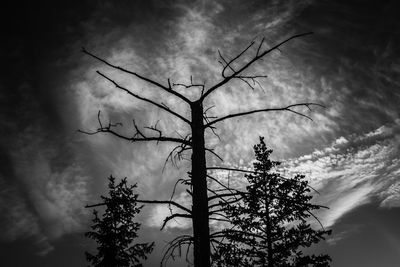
[212,137,331,267]
[85,176,154,267]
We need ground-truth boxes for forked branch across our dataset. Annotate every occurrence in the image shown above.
[201,32,313,101]
[82,47,192,104]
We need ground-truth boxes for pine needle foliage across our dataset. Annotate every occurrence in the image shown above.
[213,137,331,267]
[85,176,154,267]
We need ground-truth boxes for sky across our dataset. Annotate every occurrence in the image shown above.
[1,0,399,266]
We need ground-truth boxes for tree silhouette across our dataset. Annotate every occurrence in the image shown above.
[85,176,154,267]
[211,137,331,267]
[80,32,322,267]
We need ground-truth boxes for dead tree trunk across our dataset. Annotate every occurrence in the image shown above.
[191,100,211,266]
[81,32,318,267]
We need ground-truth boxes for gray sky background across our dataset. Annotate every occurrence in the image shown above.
[1,0,399,266]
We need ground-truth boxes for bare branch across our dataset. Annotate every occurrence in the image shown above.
[208,192,244,202]
[161,213,192,231]
[161,235,193,267]
[78,111,191,146]
[217,49,236,78]
[96,71,190,124]
[82,48,192,104]
[207,166,254,174]
[168,178,190,207]
[207,174,237,193]
[208,217,231,223]
[205,148,224,162]
[136,200,191,214]
[256,37,265,56]
[221,40,256,78]
[205,103,324,127]
[163,137,192,171]
[307,210,326,231]
[173,81,205,90]
[203,107,221,141]
[235,75,268,90]
[201,32,313,101]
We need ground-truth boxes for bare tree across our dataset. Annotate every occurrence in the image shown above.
[80,32,321,267]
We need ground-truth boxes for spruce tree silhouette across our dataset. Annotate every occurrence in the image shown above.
[211,137,331,267]
[85,176,154,267]
[80,32,323,267]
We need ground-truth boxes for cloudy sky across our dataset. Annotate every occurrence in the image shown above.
[1,0,399,266]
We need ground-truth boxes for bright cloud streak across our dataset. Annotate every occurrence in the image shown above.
[1,2,399,265]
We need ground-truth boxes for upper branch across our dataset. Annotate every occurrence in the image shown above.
[97,71,190,124]
[82,47,192,104]
[200,32,313,101]
[205,103,324,127]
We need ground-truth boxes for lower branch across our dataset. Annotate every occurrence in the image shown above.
[78,110,191,146]
[161,213,192,230]
[161,235,193,267]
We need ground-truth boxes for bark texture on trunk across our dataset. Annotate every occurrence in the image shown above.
[191,101,211,267]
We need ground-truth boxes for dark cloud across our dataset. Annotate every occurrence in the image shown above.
[1,0,399,266]
[326,202,400,267]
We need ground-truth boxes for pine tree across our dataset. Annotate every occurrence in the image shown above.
[85,176,154,267]
[212,137,331,267]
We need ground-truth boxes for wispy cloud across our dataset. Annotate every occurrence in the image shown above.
[1,124,90,255]
[71,0,400,233]
[284,119,400,228]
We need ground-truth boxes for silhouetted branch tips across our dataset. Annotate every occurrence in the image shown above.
[201,32,313,101]
[81,31,330,267]
[161,235,193,267]
[95,70,191,124]
[82,47,192,104]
